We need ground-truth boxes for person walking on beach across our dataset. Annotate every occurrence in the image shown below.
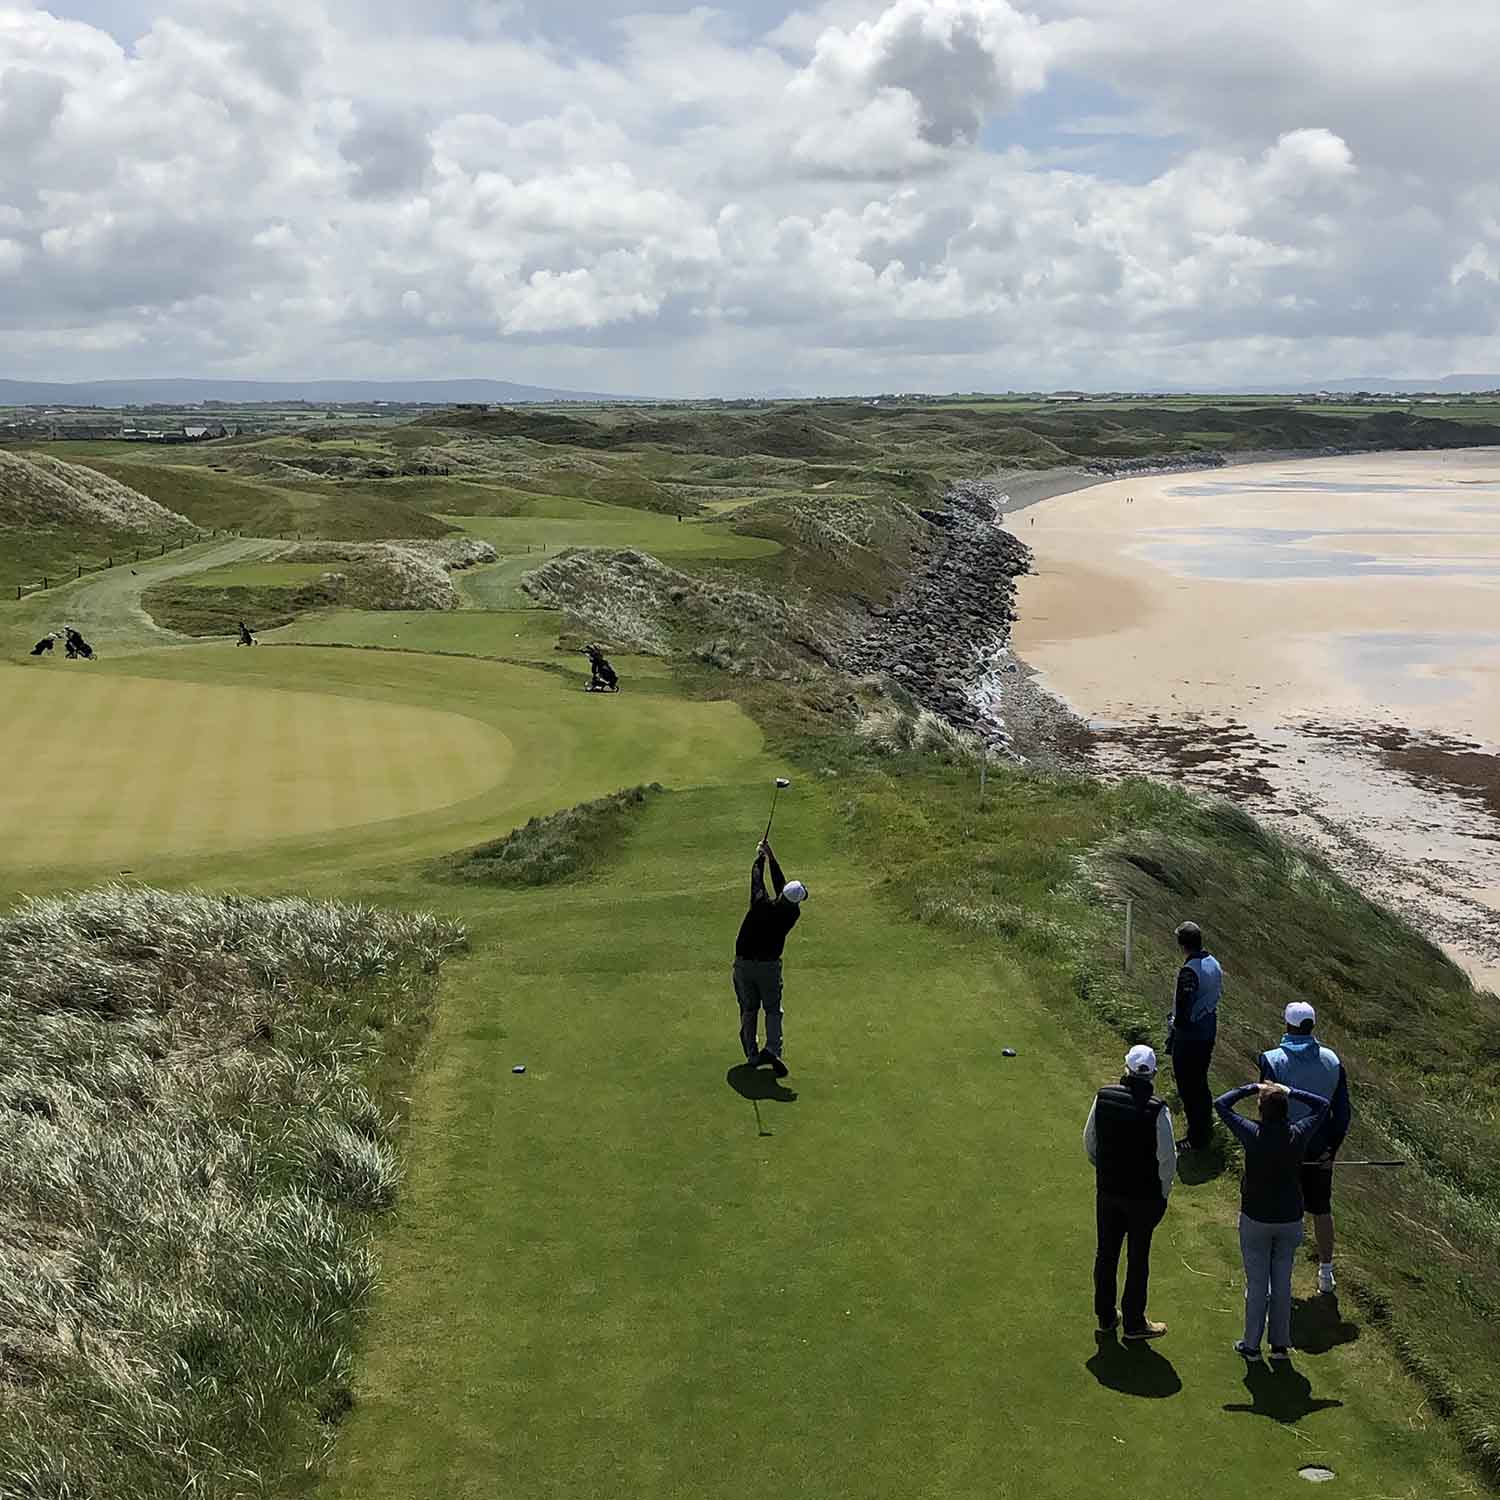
[1167,921,1222,1151]
[733,839,806,1078]
[1083,1044,1176,1340]
[1259,1003,1351,1294]
[1215,1081,1330,1361]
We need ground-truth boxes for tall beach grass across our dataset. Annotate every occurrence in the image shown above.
[0,885,466,1499]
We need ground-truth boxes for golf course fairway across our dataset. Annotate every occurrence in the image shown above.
[0,535,1479,1500]
[315,780,1468,1500]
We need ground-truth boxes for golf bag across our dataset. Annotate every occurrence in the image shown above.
[30,635,56,656]
[584,645,620,693]
[64,629,94,661]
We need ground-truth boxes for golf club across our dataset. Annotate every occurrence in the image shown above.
[1329,1160,1406,1168]
[763,777,791,842]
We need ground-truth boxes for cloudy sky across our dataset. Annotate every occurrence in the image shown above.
[2,0,1498,394]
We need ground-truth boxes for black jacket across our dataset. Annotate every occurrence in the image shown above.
[734,850,800,961]
[1087,1077,1170,1201]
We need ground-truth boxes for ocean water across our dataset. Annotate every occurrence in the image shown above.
[1138,526,1500,580]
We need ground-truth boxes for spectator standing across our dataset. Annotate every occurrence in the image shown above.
[1259,1002,1351,1294]
[1168,921,1222,1150]
[1083,1044,1177,1340]
[1215,1081,1330,1361]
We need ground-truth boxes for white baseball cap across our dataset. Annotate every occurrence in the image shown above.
[1125,1044,1158,1077]
[1284,1001,1317,1028]
[782,880,807,904]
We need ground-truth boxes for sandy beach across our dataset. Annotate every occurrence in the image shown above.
[1008,447,1500,987]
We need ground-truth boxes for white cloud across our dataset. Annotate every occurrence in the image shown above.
[0,0,1496,392]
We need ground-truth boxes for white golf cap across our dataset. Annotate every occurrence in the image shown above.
[1285,1001,1317,1027]
[782,880,807,904]
[1125,1044,1157,1077]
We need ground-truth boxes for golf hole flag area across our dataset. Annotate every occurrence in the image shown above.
[0,662,510,867]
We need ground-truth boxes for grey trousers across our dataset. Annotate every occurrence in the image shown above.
[733,958,783,1059]
[1239,1212,1303,1350]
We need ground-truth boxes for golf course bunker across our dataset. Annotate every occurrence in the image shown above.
[0,665,511,867]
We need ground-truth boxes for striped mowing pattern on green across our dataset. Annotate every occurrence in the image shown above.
[0,663,512,867]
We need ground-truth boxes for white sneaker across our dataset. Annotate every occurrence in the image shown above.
[1317,1264,1336,1295]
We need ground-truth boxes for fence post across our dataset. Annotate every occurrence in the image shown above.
[1123,899,1135,974]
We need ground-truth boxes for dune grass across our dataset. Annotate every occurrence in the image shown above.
[0,885,466,1500]
[437,783,664,886]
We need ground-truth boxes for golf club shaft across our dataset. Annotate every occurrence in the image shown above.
[763,787,780,843]
[1330,1160,1406,1168]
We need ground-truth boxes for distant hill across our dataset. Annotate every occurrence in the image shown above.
[1308,375,1500,395]
[0,377,640,407]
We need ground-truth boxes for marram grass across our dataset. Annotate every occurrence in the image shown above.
[0,884,466,1500]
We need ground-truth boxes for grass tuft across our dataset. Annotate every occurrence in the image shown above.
[438,784,665,887]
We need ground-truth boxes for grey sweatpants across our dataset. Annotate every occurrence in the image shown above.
[1239,1212,1304,1350]
[733,958,784,1059]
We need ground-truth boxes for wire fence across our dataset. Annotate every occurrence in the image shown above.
[13,528,255,600]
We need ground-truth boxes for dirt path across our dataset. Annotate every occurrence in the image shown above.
[3,537,286,657]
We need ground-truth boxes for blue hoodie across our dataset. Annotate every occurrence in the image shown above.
[1259,1033,1350,1158]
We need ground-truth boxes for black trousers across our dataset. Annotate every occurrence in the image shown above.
[1094,1192,1167,1331]
[1172,1037,1216,1148]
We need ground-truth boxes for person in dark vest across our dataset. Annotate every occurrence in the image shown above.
[1167,920,1222,1150]
[733,839,806,1078]
[1258,1002,1351,1295]
[1215,1080,1330,1360]
[1083,1044,1177,1339]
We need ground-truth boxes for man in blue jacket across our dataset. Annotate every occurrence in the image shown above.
[1167,921,1222,1151]
[1259,1002,1351,1294]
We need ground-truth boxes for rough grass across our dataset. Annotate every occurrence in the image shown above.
[437,784,664,886]
[0,884,467,1500]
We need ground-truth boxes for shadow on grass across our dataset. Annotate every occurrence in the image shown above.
[1289,1294,1359,1353]
[1176,1137,1230,1185]
[726,1063,798,1141]
[1223,1361,1343,1423]
[1085,1331,1182,1398]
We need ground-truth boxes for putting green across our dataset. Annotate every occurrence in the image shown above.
[0,663,510,868]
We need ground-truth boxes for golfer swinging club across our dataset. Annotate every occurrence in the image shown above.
[733,836,807,1078]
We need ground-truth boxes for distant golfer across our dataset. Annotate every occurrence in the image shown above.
[237,620,256,646]
[1083,1044,1176,1339]
[1259,1002,1351,1295]
[1215,1080,1330,1361]
[733,838,806,1078]
[1167,921,1222,1151]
